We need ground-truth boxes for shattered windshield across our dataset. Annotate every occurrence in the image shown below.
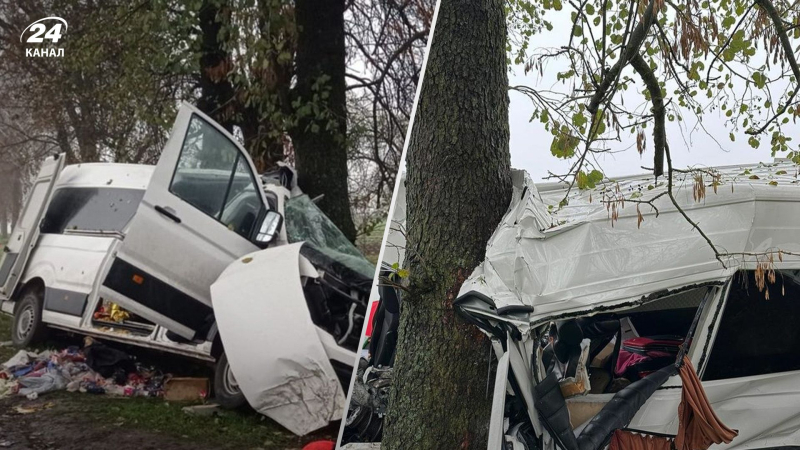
[285,195,375,280]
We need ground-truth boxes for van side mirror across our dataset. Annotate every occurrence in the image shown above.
[255,210,283,245]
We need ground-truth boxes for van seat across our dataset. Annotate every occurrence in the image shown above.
[534,364,676,450]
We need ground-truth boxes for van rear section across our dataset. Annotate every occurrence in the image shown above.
[1,163,153,323]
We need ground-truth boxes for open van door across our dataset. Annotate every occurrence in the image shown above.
[0,153,66,301]
[100,102,275,340]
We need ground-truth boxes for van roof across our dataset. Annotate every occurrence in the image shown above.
[57,163,155,190]
[458,159,800,320]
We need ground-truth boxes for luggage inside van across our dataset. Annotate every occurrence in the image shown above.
[616,336,683,380]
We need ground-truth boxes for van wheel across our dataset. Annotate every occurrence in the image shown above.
[12,287,48,348]
[214,351,247,409]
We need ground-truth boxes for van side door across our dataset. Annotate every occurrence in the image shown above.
[0,153,66,301]
[100,103,271,340]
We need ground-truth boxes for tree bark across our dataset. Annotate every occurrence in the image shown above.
[382,0,512,448]
[197,0,236,132]
[291,0,356,242]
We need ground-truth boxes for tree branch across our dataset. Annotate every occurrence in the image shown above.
[747,0,800,135]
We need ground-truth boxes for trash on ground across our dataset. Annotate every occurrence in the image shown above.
[302,441,336,450]
[14,402,54,414]
[0,340,166,400]
[163,377,209,402]
[182,404,220,417]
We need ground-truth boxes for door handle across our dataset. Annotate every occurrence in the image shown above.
[154,205,181,224]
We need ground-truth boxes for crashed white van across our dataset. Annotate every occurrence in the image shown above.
[455,161,800,449]
[0,103,372,435]
[352,161,800,448]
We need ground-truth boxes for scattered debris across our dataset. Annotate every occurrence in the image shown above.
[182,404,220,417]
[302,441,335,450]
[14,402,54,415]
[164,377,209,402]
[0,341,167,400]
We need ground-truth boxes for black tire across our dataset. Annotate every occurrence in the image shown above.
[11,286,48,348]
[213,351,247,409]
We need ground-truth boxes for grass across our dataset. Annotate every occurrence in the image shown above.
[0,311,334,449]
[0,313,15,362]
[357,220,386,265]
[55,392,316,449]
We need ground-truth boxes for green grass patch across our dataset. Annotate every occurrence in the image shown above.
[0,313,334,448]
[57,393,311,449]
[0,313,15,362]
[357,220,386,265]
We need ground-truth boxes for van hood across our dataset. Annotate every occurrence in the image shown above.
[210,243,346,436]
[457,163,800,321]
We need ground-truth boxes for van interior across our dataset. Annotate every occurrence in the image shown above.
[91,299,155,337]
[505,287,707,448]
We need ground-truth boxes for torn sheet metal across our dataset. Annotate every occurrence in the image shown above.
[210,243,345,436]
[629,368,800,449]
[459,162,800,318]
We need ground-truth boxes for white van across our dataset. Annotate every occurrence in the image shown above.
[0,103,371,432]
[347,161,800,448]
[456,163,800,449]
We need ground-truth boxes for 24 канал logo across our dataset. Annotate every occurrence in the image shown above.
[20,17,67,58]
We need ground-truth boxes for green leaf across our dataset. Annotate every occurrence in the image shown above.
[752,72,767,89]
[576,169,604,190]
[588,169,604,185]
[722,16,735,29]
[550,131,580,159]
[572,112,587,128]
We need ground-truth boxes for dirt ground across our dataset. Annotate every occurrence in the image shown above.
[0,393,216,450]
[0,392,339,449]
[0,315,340,449]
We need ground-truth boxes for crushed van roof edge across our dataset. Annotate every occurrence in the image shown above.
[458,161,800,318]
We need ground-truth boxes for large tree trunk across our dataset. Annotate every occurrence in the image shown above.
[382,0,512,448]
[197,0,236,132]
[291,0,356,242]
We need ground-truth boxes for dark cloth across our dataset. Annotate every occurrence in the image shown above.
[84,342,136,383]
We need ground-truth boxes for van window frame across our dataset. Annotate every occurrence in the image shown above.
[702,269,800,381]
[40,186,146,235]
[167,113,267,242]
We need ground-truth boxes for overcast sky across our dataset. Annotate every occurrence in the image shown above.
[506,10,799,181]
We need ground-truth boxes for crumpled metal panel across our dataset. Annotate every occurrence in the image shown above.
[211,243,345,436]
[631,369,800,449]
[459,162,800,318]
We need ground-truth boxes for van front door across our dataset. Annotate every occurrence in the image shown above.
[0,153,65,301]
[101,103,270,340]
